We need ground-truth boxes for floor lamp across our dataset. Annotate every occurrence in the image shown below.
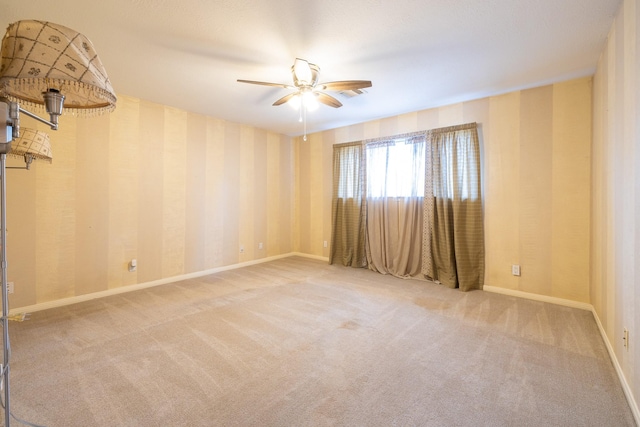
[0,129,53,425]
[0,20,117,426]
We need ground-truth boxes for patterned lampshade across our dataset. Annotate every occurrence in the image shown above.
[0,20,116,115]
[9,128,52,163]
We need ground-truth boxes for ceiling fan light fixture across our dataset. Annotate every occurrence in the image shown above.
[303,91,319,111]
[287,90,319,112]
[287,94,301,110]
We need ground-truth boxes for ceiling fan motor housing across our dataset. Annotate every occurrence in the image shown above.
[292,59,320,88]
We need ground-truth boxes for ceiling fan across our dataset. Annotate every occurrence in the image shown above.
[237,58,372,109]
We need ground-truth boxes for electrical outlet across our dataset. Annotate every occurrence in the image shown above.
[240,245,244,253]
[623,328,629,351]
[258,242,263,250]
[511,265,521,276]
[323,240,328,248]
[7,282,14,294]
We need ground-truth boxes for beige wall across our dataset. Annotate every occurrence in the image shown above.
[592,0,640,412]
[7,95,293,308]
[294,77,592,303]
[7,78,595,324]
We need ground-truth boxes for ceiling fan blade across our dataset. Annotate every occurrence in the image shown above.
[316,92,343,108]
[318,80,372,91]
[272,92,298,106]
[237,79,294,89]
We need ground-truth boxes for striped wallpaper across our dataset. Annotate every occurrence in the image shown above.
[591,0,640,415]
[7,95,293,308]
[294,77,592,303]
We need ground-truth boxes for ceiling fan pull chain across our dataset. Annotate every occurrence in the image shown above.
[303,104,307,141]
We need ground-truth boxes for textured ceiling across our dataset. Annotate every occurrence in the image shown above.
[1,0,621,136]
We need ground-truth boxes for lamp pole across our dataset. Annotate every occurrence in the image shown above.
[0,91,65,427]
[0,151,9,427]
[0,99,14,427]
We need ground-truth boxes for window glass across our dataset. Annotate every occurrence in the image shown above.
[366,138,425,198]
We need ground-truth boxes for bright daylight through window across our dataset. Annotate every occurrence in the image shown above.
[365,137,426,198]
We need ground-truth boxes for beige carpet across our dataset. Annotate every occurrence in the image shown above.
[5,256,636,426]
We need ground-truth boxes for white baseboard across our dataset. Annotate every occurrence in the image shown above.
[10,252,321,315]
[290,252,330,262]
[591,307,640,425]
[483,285,639,425]
[482,285,592,311]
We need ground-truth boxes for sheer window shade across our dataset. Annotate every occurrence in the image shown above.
[364,133,426,278]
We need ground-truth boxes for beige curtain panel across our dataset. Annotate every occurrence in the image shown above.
[422,123,484,291]
[330,142,368,267]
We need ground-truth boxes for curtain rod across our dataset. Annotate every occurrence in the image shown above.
[425,122,477,137]
[334,122,478,147]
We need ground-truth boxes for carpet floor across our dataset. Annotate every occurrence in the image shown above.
[4,256,636,426]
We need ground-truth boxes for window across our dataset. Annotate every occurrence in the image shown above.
[336,132,478,201]
[331,123,484,291]
[365,135,426,198]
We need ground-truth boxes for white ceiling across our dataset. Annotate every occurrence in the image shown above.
[1,0,621,137]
